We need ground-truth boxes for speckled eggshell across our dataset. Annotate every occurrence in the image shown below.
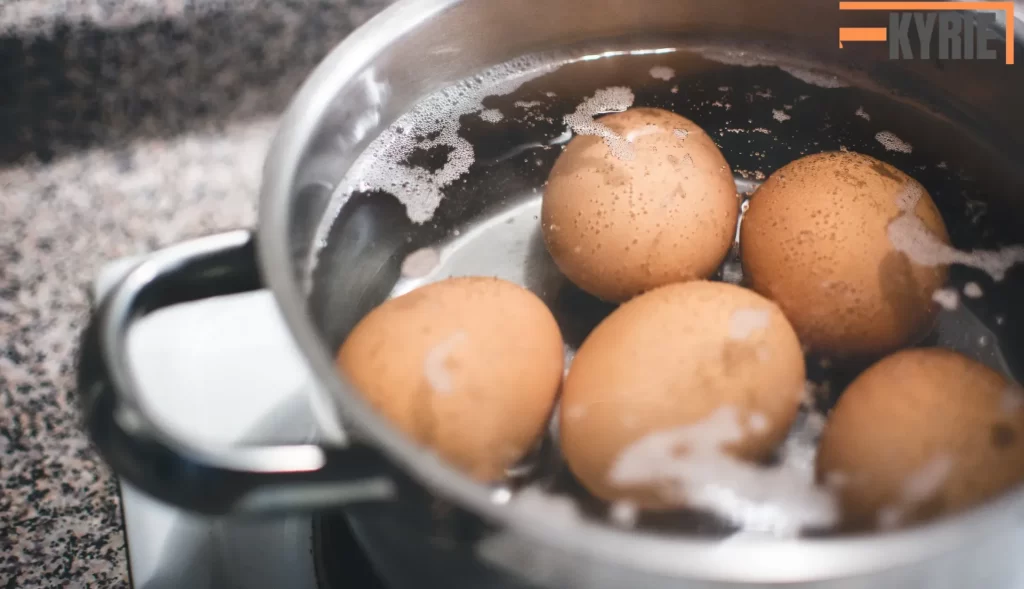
[336,276,564,482]
[542,108,739,302]
[559,280,806,507]
[740,151,949,359]
[817,348,1024,531]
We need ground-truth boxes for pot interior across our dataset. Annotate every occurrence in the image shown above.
[277,0,1024,540]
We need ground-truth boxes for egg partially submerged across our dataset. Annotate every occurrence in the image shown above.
[337,276,564,482]
[817,348,1024,531]
[741,151,950,359]
[559,281,806,509]
[542,108,739,302]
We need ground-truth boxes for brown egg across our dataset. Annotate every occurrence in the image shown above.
[816,348,1024,531]
[740,151,950,359]
[542,107,739,302]
[559,281,806,508]
[336,276,564,482]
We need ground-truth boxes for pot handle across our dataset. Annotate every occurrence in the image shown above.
[77,230,398,515]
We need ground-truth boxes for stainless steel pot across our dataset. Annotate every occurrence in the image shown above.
[79,1,1024,587]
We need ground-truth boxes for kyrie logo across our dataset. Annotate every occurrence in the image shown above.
[838,2,1015,64]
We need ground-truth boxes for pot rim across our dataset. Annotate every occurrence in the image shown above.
[258,0,1024,582]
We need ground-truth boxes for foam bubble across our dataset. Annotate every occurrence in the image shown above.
[674,128,689,140]
[609,500,639,527]
[514,100,542,108]
[480,108,504,123]
[649,66,675,81]
[563,86,636,161]
[855,106,871,121]
[401,247,440,278]
[772,109,791,122]
[875,131,912,154]
[339,55,562,224]
[608,406,838,535]
[888,184,1024,281]
[963,282,983,299]
[513,486,581,523]
[729,308,771,340]
[670,85,679,94]
[931,288,959,311]
[424,331,468,394]
[878,454,954,529]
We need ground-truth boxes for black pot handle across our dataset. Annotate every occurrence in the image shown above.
[77,230,398,515]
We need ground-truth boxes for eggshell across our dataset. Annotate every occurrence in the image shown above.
[336,276,564,481]
[740,151,949,359]
[542,107,739,302]
[559,281,806,508]
[816,348,1024,531]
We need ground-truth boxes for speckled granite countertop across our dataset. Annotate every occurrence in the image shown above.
[0,1,392,586]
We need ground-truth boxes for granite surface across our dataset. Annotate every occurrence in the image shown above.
[0,1,392,586]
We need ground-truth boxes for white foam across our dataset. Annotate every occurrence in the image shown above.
[1003,386,1024,413]
[609,500,639,527]
[696,47,849,87]
[729,308,771,340]
[931,288,959,310]
[608,406,838,535]
[563,87,636,161]
[670,85,679,94]
[513,486,581,523]
[855,106,871,121]
[963,282,983,299]
[674,128,689,140]
[875,131,913,154]
[649,66,676,81]
[887,184,1024,281]
[514,100,542,108]
[772,109,791,122]
[480,109,505,122]
[338,55,562,224]
[424,331,468,394]
[878,455,954,529]
[401,247,440,278]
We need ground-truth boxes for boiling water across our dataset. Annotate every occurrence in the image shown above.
[311,44,1024,537]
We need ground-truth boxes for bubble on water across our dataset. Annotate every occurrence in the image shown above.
[729,308,771,340]
[513,486,581,523]
[855,106,871,121]
[514,100,542,108]
[649,65,675,81]
[401,246,440,278]
[480,108,504,122]
[670,85,679,94]
[491,486,513,504]
[931,288,959,311]
[609,500,639,528]
[564,86,636,160]
[963,282,983,299]
[608,406,838,535]
[772,109,791,122]
[424,331,468,394]
[887,184,1024,281]
[875,131,913,154]
[336,55,563,224]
